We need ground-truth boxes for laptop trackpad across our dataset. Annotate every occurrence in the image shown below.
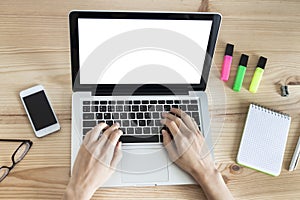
[121,148,169,183]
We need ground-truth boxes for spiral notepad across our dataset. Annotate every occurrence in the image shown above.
[237,104,291,176]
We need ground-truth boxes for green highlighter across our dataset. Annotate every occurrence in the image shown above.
[233,54,249,92]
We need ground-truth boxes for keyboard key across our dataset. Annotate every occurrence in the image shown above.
[83,121,96,127]
[91,106,98,112]
[143,127,151,134]
[140,105,147,111]
[132,105,139,111]
[106,120,113,126]
[116,105,123,112]
[109,100,116,104]
[129,113,135,119]
[83,106,90,112]
[179,105,187,111]
[174,100,180,104]
[150,100,157,104]
[172,105,179,109]
[96,113,103,119]
[142,100,149,104]
[156,105,163,111]
[144,113,151,119]
[117,100,124,104]
[155,120,161,126]
[104,113,111,119]
[120,135,159,143]
[83,113,94,120]
[112,113,119,119]
[120,113,127,119]
[83,101,90,105]
[131,120,138,126]
[192,112,201,125]
[122,120,130,127]
[164,105,171,111]
[137,113,143,119]
[191,100,198,104]
[133,100,141,104]
[108,105,115,112]
[126,128,134,134]
[135,127,143,134]
[151,127,159,134]
[125,100,132,104]
[182,100,189,104]
[159,134,164,143]
[186,111,192,116]
[158,100,165,104]
[99,106,107,112]
[100,101,107,104]
[139,120,146,126]
[188,105,198,111]
[147,120,154,126]
[83,128,91,135]
[152,112,160,119]
[92,101,99,105]
[124,105,131,112]
[148,105,155,111]
[166,100,173,104]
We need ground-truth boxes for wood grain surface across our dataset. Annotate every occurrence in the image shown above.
[0,0,300,199]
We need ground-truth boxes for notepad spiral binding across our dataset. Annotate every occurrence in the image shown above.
[250,103,290,119]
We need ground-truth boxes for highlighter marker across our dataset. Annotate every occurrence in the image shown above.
[220,43,234,81]
[233,54,249,92]
[249,56,267,93]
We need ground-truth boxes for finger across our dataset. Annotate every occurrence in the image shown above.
[162,112,189,132]
[110,142,123,168]
[162,130,178,162]
[89,122,109,142]
[105,129,123,148]
[83,129,93,145]
[102,122,120,136]
[160,118,181,138]
[170,108,197,131]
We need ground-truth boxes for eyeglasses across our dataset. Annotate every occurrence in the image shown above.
[0,139,33,182]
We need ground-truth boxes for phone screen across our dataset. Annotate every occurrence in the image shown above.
[23,91,57,131]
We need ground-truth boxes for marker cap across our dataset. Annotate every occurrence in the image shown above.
[239,54,249,67]
[257,56,267,69]
[225,43,234,56]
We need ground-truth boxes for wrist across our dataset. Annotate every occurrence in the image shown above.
[191,166,220,186]
[63,179,95,200]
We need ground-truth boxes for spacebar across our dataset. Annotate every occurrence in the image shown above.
[120,135,159,143]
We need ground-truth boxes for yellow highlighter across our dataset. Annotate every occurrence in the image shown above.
[249,56,267,93]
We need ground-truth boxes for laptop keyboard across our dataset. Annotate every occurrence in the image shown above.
[81,99,201,143]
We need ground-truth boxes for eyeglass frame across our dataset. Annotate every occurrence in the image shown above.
[0,139,33,182]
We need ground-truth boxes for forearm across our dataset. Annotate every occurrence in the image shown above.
[192,169,234,200]
[62,180,95,200]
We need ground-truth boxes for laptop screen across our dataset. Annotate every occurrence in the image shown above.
[78,18,213,85]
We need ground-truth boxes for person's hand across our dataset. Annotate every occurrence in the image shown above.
[63,122,123,200]
[161,108,234,200]
[161,108,216,179]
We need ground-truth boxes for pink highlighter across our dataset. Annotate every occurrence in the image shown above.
[220,43,234,81]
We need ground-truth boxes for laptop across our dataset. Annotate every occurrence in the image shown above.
[69,11,221,186]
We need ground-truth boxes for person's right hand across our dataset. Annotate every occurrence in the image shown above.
[161,108,216,180]
[161,108,234,200]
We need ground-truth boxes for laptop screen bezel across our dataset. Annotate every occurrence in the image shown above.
[69,11,221,95]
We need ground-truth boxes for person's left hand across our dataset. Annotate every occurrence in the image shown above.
[64,122,123,200]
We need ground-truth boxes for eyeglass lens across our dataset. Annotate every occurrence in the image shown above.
[13,142,31,164]
[0,168,10,182]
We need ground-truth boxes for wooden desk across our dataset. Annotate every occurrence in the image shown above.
[0,0,300,199]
